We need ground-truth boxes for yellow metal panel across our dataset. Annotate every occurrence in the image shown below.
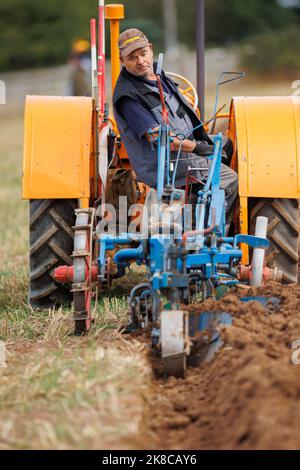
[239,197,249,265]
[22,96,93,199]
[233,96,300,198]
[80,198,90,209]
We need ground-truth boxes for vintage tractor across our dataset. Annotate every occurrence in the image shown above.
[22,1,300,376]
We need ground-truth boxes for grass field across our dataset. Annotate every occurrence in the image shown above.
[0,62,297,449]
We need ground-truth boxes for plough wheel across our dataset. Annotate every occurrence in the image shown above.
[250,198,299,283]
[72,208,96,335]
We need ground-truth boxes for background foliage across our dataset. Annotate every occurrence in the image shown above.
[0,0,299,73]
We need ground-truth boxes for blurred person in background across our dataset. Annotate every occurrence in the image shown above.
[68,39,92,96]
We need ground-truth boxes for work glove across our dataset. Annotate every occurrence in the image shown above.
[193,140,214,156]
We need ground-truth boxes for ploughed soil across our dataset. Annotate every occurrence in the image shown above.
[141,282,300,450]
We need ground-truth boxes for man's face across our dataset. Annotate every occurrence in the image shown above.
[120,44,154,78]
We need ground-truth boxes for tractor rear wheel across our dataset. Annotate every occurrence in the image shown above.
[29,199,77,309]
[250,198,299,283]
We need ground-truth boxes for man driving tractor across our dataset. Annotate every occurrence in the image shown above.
[113,28,238,217]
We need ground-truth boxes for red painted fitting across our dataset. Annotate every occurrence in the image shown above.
[237,264,252,282]
[91,265,98,281]
[237,264,282,284]
[54,265,98,284]
[54,266,74,283]
[263,266,282,283]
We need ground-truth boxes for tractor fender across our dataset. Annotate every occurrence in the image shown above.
[22,95,93,200]
[228,96,300,276]
[229,95,300,198]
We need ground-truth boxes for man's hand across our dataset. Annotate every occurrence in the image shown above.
[193,141,214,156]
[145,127,199,153]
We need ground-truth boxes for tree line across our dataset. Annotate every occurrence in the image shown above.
[0,0,299,72]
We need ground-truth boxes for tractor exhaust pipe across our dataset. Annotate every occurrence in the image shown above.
[196,0,205,120]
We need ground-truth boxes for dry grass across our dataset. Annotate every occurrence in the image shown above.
[0,249,149,450]
[0,256,150,449]
[0,337,150,449]
[0,260,150,450]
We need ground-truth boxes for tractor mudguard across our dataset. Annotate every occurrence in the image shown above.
[228,96,300,272]
[229,96,300,199]
[22,95,93,200]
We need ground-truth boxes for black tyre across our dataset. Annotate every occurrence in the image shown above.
[250,198,299,283]
[29,199,77,309]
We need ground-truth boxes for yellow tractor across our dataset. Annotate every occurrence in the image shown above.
[22,1,299,373]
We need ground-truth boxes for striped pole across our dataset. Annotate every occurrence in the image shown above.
[196,0,205,120]
[90,18,98,105]
[98,0,106,116]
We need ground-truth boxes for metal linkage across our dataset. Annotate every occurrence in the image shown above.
[72,208,96,335]
[96,54,270,377]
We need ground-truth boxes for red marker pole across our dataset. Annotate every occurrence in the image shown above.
[90,17,100,199]
[90,18,98,105]
[98,0,106,117]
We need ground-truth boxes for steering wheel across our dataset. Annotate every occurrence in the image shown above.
[165,71,199,112]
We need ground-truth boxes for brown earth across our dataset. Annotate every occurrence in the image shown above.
[141,282,300,450]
